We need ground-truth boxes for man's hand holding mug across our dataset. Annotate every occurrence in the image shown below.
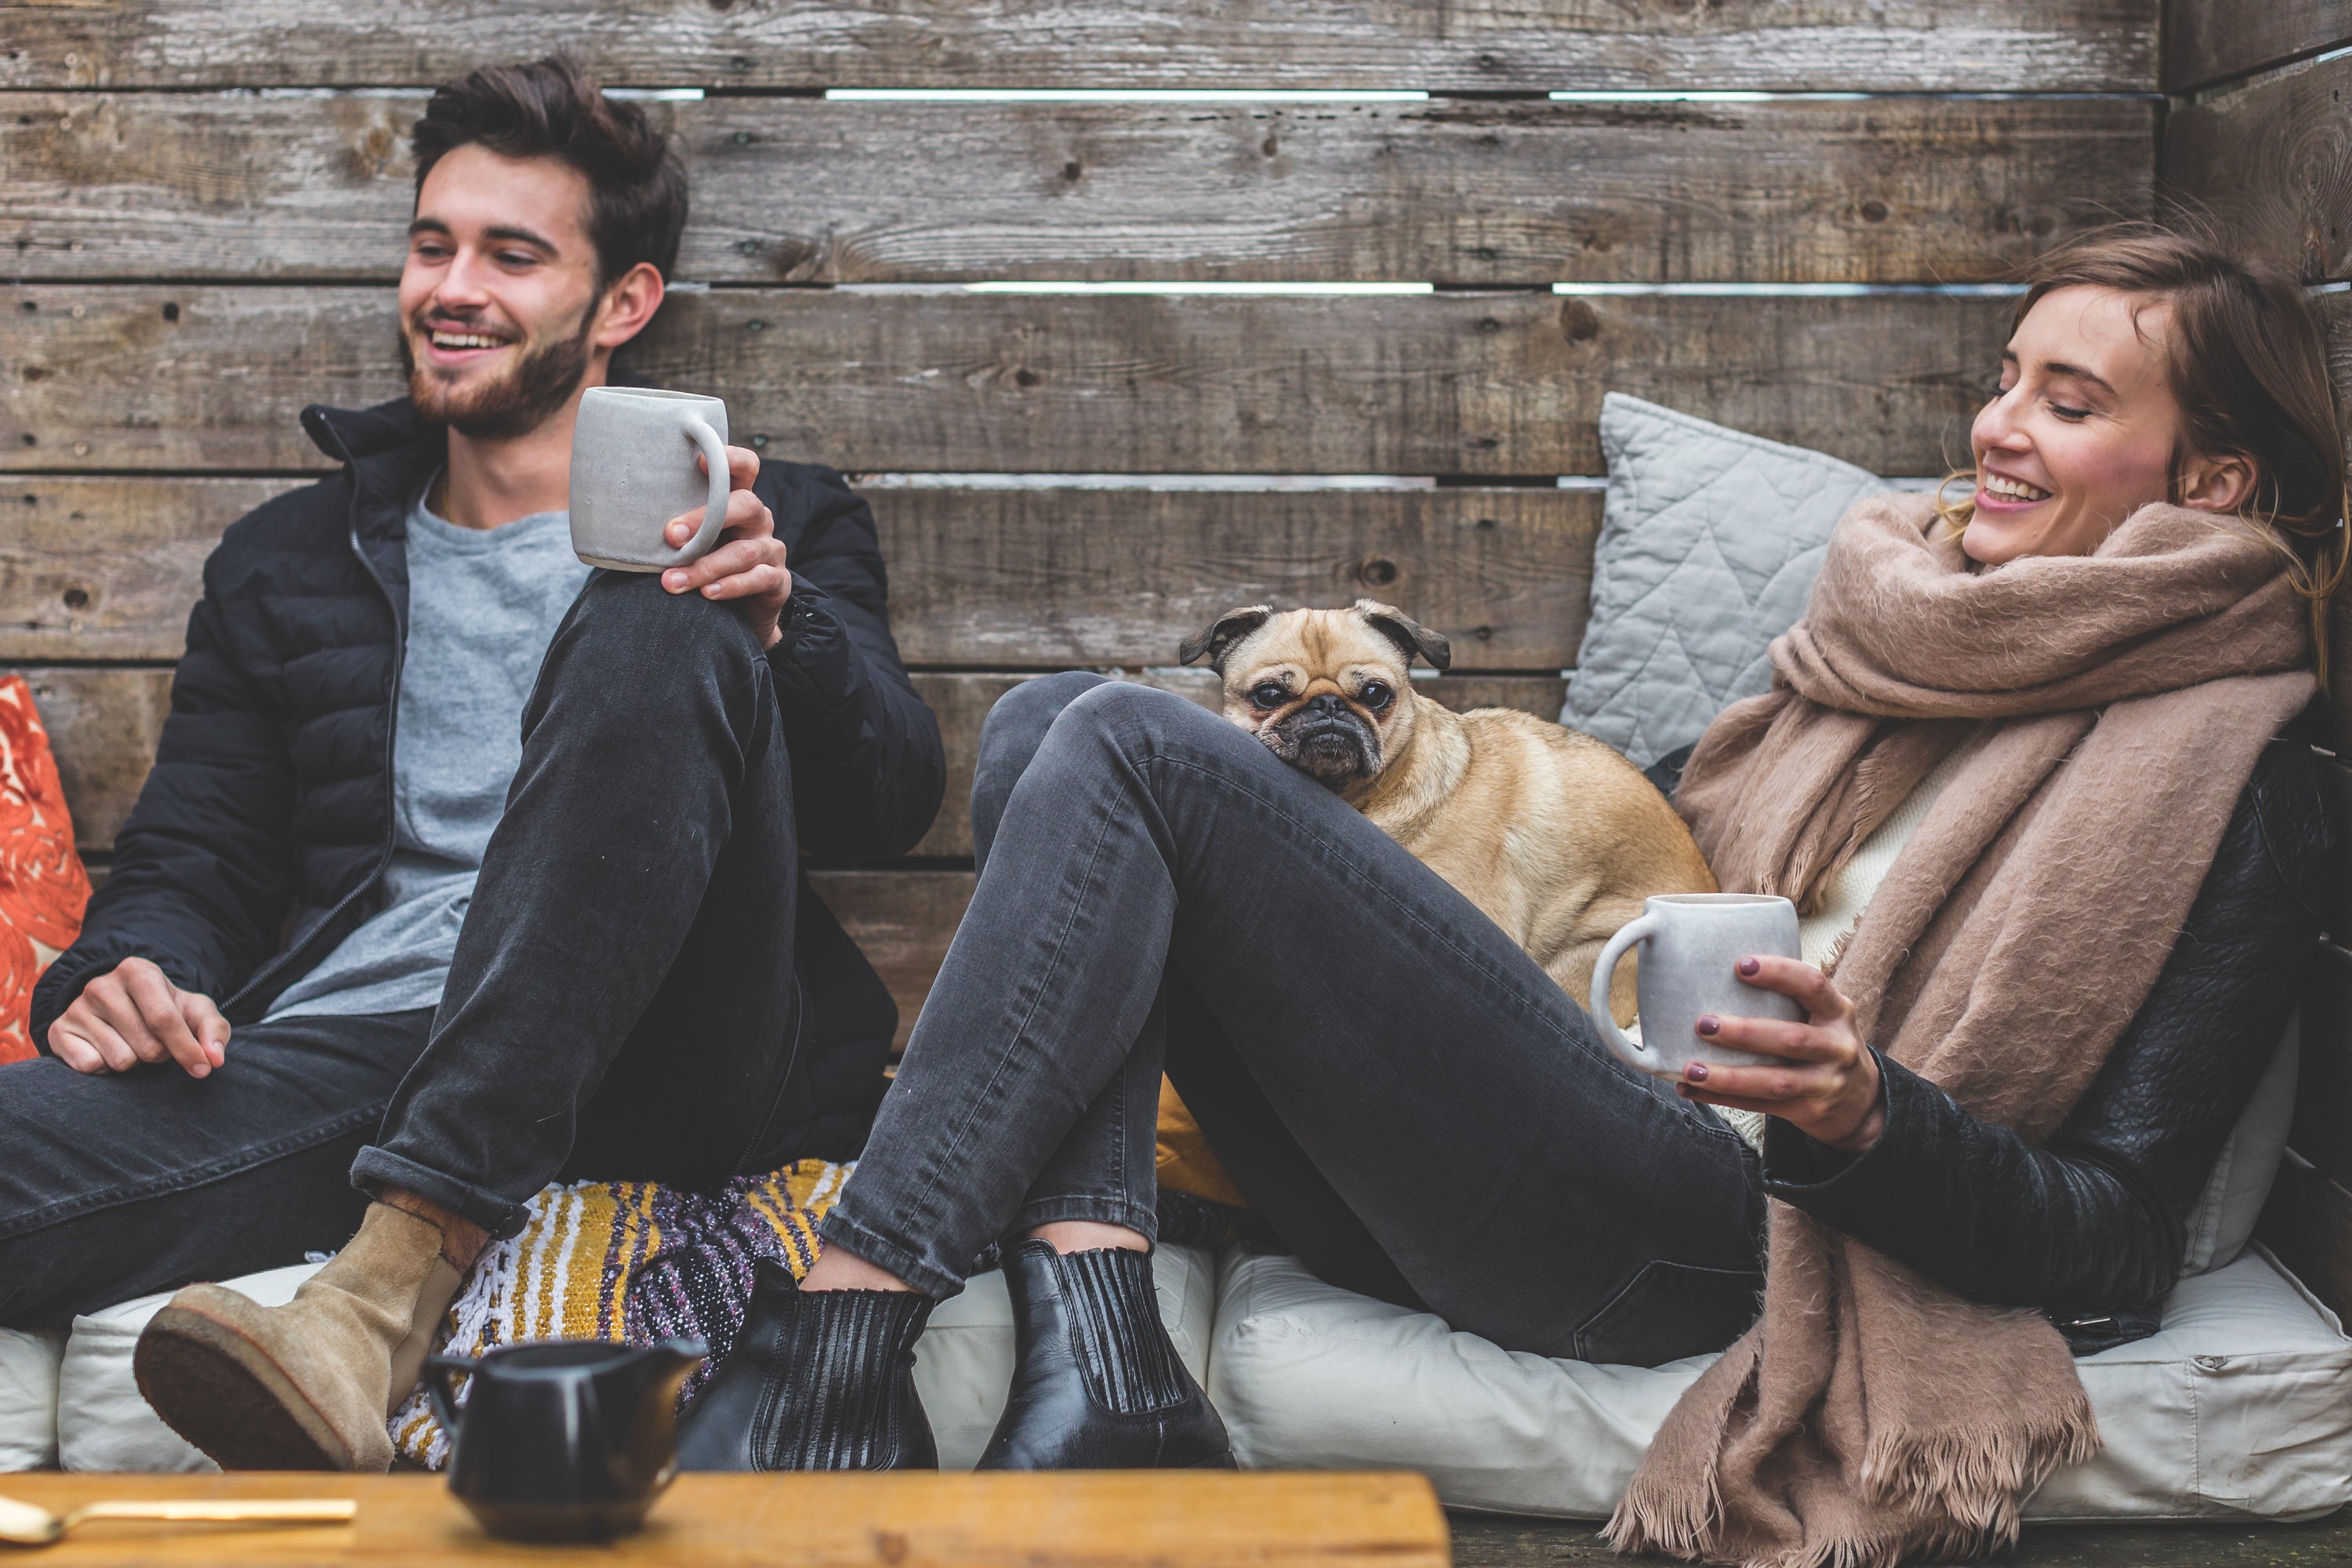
[658,445,792,650]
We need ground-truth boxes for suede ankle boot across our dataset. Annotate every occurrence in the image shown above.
[977,1239,1233,1470]
[676,1257,938,1471]
[133,1201,469,1472]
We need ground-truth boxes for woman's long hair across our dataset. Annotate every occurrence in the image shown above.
[1936,224,2350,687]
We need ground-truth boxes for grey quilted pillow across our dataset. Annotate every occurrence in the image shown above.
[1562,394,1886,767]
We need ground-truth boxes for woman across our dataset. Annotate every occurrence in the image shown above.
[679,229,2343,1561]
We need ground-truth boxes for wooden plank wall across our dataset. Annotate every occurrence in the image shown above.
[2166,1,2352,1316]
[2,6,2154,1060]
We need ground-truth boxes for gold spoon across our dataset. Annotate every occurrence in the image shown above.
[0,1494,355,1548]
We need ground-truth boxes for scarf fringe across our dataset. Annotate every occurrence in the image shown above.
[1601,1472,1719,1561]
[1608,1497,2030,1568]
[1605,1505,2002,1568]
[1604,1403,2102,1565]
[1857,1407,2101,1526]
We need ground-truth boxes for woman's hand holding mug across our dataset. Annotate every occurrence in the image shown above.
[1588,895,1884,1154]
[1676,956,1885,1154]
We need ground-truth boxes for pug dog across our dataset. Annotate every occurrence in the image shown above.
[1180,600,1716,1022]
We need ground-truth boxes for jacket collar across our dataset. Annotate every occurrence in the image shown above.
[301,397,448,535]
[299,363,659,534]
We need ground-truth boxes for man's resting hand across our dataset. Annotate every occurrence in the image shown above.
[49,956,230,1078]
[660,445,792,650]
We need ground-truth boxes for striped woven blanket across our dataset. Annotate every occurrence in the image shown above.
[390,1160,849,1469]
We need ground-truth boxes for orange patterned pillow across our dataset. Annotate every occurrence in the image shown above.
[0,675,91,1062]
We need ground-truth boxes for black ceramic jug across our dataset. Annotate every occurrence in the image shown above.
[423,1338,705,1541]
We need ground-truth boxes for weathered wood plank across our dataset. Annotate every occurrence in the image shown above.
[0,285,2010,476]
[2164,0,2352,92]
[0,1,2158,93]
[2324,294,2352,746]
[2335,599,2352,749]
[0,480,1598,666]
[853,487,1595,668]
[0,92,2154,286]
[13,665,171,857]
[0,1471,1450,1568]
[806,868,972,1051]
[2293,939,2352,1193]
[0,477,286,660]
[2164,50,2352,283]
[18,664,1565,860]
[2259,1151,2352,1323]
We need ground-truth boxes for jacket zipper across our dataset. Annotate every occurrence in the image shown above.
[220,444,408,1018]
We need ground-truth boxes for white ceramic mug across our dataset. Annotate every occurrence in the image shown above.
[568,387,731,572]
[1590,893,1804,1078]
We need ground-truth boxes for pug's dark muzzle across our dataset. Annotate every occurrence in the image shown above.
[1261,700,1380,787]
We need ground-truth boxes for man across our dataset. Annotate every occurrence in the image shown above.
[0,56,942,1472]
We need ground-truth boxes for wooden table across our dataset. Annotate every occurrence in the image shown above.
[0,1472,1450,1566]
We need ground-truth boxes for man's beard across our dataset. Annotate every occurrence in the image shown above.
[401,307,597,441]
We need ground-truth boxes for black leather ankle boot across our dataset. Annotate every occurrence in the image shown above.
[976,1240,1233,1470]
[675,1257,938,1471]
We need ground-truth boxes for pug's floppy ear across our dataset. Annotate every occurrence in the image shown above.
[1179,604,1275,670]
[1354,600,1453,672]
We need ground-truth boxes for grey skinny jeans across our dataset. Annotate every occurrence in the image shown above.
[822,673,1765,1365]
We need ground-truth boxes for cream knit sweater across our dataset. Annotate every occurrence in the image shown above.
[1711,739,1976,1151]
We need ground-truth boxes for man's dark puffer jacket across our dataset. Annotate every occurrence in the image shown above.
[31,395,946,1159]
[1732,735,2332,1349]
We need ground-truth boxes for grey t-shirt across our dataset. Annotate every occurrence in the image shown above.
[266,483,590,1021]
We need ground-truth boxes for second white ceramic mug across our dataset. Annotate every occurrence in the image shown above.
[568,387,731,572]
[1590,893,1804,1078]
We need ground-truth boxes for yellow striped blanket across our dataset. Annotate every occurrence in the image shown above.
[390,1159,851,1469]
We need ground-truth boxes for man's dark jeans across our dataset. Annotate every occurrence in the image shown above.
[823,673,1767,1366]
[0,574,811,1328]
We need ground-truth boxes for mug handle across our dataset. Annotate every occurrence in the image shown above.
[677,416,733,561]
[421,1352,470,1440]
[1588,913,1664,1073]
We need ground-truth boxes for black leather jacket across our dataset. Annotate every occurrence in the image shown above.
[1657,732,2333,1345]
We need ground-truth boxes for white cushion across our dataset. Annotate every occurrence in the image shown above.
[1209,1243,2352,1522]
[1560,393,1884,767]
[0,1328,66,1471]
[50,1245,1217,1474]
[59,1261,321,1472]
[2180,1018,2298,1277]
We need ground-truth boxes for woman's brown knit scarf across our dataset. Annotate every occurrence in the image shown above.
[1606,494,2317,1568]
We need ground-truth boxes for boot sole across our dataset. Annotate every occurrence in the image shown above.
[134,1305,354,1471]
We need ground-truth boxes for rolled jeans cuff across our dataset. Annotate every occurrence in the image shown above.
[1007,1193,1160,1247]
[350,1145,531,1240]
[816,1210,965,1298]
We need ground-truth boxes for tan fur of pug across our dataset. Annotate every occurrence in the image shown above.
[1180,600,1716,1022]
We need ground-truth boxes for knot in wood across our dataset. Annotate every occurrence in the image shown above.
[1557,299,1602,343]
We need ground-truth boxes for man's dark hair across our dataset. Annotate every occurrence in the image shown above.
[411,53,688,289]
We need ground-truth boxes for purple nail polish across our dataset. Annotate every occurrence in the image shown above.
[1686,1062,1710,1083]
[1697,1014,1721,1036]
[1737,956,1761,977]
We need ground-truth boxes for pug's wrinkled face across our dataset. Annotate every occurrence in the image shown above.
[1184,602,1450,791]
